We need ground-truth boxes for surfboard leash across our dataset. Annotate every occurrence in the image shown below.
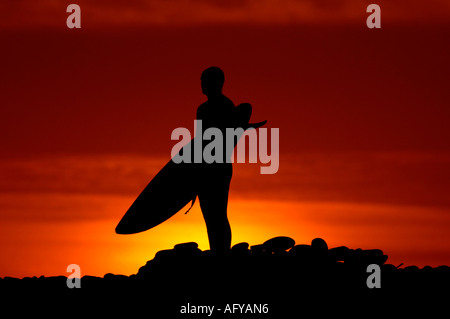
[184,196,197,214]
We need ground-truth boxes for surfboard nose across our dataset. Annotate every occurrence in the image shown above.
[115,224,123,234]
[115,221,130,235]
[115,217,145,235]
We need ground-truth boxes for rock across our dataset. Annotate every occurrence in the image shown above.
[231,242,250,255]
[81,275,103,287]
[2,277,20,285]
[103,273,115,279]
[250,244,265,254]
[311,238,328,252]
[382,264,398,272]
[103,273,128,281]
[344,248,363,265]
[154,249,176,260]
[436,265,450,270]
[173,242,201,256]
[262,236,296,253]
[136,260,155,277]
[360,249,388,265]
[232,242,249,250]
[343,248,388,266]
[289,244,312,259]
[404,265,419,272]
[174,242,199,251]
[328,246,350,262]
[202,250,212,257]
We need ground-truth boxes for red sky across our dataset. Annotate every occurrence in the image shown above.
[1,1,450,277]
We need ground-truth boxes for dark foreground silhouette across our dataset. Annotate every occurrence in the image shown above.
[1,237,449,317]
[116,67,266,256]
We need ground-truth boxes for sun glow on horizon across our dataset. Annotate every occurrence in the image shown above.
[1,192,449,278]
[1,152,450,277]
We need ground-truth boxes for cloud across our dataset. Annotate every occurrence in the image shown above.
[0,192,132,222]
[1,151,450,211]
[0,155,166,196]
[1,0,449,29]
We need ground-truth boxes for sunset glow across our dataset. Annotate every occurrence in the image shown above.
[1,154,449,277]
[1,2,450,278]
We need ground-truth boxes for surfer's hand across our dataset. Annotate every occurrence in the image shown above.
[245,120,267,130]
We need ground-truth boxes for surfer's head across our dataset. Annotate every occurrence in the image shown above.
[201,67,224,97]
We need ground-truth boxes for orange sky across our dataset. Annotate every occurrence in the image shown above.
[1,2,450,277]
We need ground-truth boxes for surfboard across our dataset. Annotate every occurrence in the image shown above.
[115,103,266,235]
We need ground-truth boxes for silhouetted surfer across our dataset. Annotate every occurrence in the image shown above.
[195,67,234,254]
[115,67,266,254]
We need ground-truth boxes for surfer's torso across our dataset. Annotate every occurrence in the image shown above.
[195,94,236,165]
[196,94,236,132]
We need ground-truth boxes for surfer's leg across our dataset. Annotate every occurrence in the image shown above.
[198,164,232,254]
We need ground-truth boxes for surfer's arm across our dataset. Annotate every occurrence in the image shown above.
[244,120,267,130]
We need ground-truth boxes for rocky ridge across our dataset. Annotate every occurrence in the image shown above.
[1,236,448,317]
